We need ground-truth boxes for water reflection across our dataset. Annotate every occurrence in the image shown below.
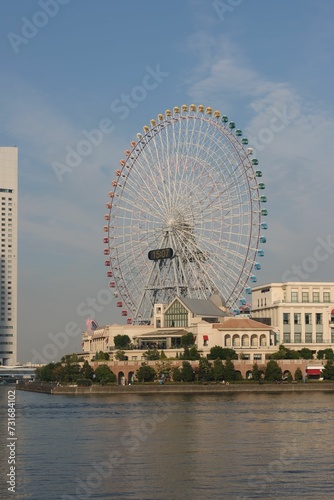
[0,388,333,499]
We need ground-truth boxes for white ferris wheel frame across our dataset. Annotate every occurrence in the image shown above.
[103,105,266,323]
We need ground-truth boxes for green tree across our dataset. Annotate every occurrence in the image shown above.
[172,367,182,382]
[181,361,195,382]
[271,345,300,360]
[81,360,95,380]
[94,351,110,361]
[114,350,128,361]
[208,346,237,360]
[181,332,195,348]
[143,349,160,361]
[114,334,131,350]
[189,345,200,360]
[252,363,262,381]
[265,360,282,382]
[198,358,213,381]
[136,365,156,382]
[298,348,313,360]
[35,362,59,382]
[224,359,237,382]
[322,359,334,380]
[317,348,334,360]
[77,379,92,386]
[155,360,173,380]
[61,353,79,363]
[213,358,224,381]
[294,367,303,381]
[61,362,82,383]
[160,350,167,359]
[94,364,116,383]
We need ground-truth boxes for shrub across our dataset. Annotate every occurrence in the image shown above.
[94,365,116,383]
[298,348,313,360]
[136,365,156,382]
[294,367,303,381]
[322,360,334,380]
[76,379,93,386]
[143,349,160,361]
[208,346,238,360]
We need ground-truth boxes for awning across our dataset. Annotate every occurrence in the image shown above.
[203,335,209,341]
[306,368,322,375]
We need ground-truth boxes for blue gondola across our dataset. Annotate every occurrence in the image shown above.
[261,222,268,230]
[258,249,264,257]
[245,287,252,294]
[254,262,261,270]
[250,275,257,282]
[260,236,266,243]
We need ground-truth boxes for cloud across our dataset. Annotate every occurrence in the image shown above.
[184,33,334,282]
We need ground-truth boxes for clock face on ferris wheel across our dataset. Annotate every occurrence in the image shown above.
[103,104,267,323]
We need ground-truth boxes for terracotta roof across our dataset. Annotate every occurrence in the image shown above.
[212,318,271,330]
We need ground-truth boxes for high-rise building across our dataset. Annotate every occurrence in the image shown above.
[0,147,18,366]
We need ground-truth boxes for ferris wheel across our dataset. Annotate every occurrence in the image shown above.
[103,104,267,323]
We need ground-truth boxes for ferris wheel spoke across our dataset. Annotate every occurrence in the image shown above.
[105,105,264,320]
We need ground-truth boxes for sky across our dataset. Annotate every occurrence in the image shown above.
[0,0,333,363]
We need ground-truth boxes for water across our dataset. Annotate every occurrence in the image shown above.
[1,387,334,500]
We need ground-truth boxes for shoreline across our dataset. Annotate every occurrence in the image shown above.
[17,381,334,395]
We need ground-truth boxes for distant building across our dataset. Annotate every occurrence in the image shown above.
[251,282,334,353]
[0,147,18,366]
[81,295,278,362]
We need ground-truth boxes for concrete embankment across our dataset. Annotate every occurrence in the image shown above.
[17,382,334,395]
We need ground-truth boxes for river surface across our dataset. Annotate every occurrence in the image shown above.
[0,387,334,500]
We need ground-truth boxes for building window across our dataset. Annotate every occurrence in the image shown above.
[331,331,334,343]
[253,354,262,361]
[291,291,298,303]
[316,313,322,325]
[305,332,312,343]
[302,292,309,302]
[283,313,290,325]
[313,292,320,303]
[283,333,291,343]
[294,333,301,343]
[164,300,188,328]
[323,292,330,303]
[316,332,323,343]
[305,313,312,325]
[294,313,301,325]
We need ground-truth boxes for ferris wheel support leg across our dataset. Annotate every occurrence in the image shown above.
[133,233,169,321]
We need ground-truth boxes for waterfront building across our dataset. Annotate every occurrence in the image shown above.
[81,295,278,363]
[0,147,18,366]
[251,282,334,354]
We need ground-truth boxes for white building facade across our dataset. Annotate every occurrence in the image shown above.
[0,147,18,365]
[251,282,334,353]
[81,296,278,362]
